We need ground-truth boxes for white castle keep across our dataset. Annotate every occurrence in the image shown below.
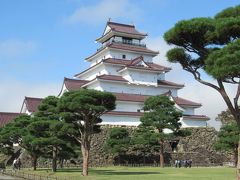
[1,21,209,128]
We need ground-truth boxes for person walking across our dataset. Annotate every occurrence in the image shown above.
[17,159,22,170]
[12,158,17,170]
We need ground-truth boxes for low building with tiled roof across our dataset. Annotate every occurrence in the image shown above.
[0,112,22,127]
[20,97,43,114]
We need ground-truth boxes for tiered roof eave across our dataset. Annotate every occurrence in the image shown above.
[74,57,171,78]
[96,21,147,43]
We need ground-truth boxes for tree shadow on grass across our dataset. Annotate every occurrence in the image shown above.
[40,168,161,176]
[90,169,161,176]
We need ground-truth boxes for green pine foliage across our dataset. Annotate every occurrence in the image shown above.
[33,96,78,172]
[164,5,240,174]
[138,95,186,167]
[215,122,239,167]
[0,115,43,170]
[104,127,130,156]
[58,89,116,176]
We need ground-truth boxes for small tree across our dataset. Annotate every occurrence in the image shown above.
[140,95,182,167]
[215,122,239,167]
[104,127,130,164]
[0,115,43,170]
[131,126,159,164]
[58,89,116,176]
[34,96,77,172]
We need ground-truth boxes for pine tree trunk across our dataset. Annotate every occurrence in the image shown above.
[81,134,90,176]
[31,155,37,171]
[52,146,57,172]
[159,140,164,168]
[143,152,146,165]
[60,158,64,168]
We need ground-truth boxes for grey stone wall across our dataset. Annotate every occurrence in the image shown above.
[88,126,230,166]
[1,126,230,167]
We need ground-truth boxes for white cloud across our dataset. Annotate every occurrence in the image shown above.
[147,36,237,130]
[0,39,36,58]
[64,0,141,25]
[0,79,60,113]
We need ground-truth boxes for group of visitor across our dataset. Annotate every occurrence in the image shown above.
[175,159,192,168]
[12,158,22,170]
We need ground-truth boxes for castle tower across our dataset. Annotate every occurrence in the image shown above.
[58,21,209,127]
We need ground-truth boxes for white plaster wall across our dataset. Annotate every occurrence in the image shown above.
[99,81,178,96]
[78,64,107,81]
[110,49,154,62]
[58,84,69,97]
[180,118,207,128]
[104,65,123,75]
[182,107,195,115]
[104,25,111,35]
[115,101,143,112]
[121,70,132,82]
[90,50,111,66]
[121,69,159,85]
[86,81,103,91]
[21,103,31,115]
[101,114,140,126]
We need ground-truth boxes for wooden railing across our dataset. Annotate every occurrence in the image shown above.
[2,170,68,180]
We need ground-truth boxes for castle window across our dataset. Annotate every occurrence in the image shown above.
[122,54,126,59]
[122,37,132,44]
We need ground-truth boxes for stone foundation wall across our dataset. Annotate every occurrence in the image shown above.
[88,126,230,166]
[1,126,230,167]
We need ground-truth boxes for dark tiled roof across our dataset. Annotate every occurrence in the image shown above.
[173,97,202,107]
[103,58,131,65]
[24,97,43,113]
[107,22,147,36]
[113,92,149,102]
[108,42,158,55]
[105,111,143,116]
[97,75,128,82]
[113,92,201,108]
[104,57,171,71]
[158,80,184,88]
[147,63,171,71]
[182,115,210,120]
[64,77,88,90]
[0,112,21,127]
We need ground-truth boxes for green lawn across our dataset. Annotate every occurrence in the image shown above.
[18,166,236,180]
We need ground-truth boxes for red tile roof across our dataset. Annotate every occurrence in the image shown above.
[97,74,128,82]
[64,77,88,90]
[104,57,171,71]
[113,92,201,108]
[147,63,172,71]
[103,58,131,65]
[107,22,147,36]
[24,97,43,113]
[105,111,143,116]
[0,112,21,127]
[113,92,149,102]
[105,111,209,120]
[173,97,201,107]
[86,42,158,60]
[158,80,184,88]
[76,57,157,77]
[108,42,158,55]
[182,115,210,120]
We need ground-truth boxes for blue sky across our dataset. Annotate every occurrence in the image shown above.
[0,0,239,128]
